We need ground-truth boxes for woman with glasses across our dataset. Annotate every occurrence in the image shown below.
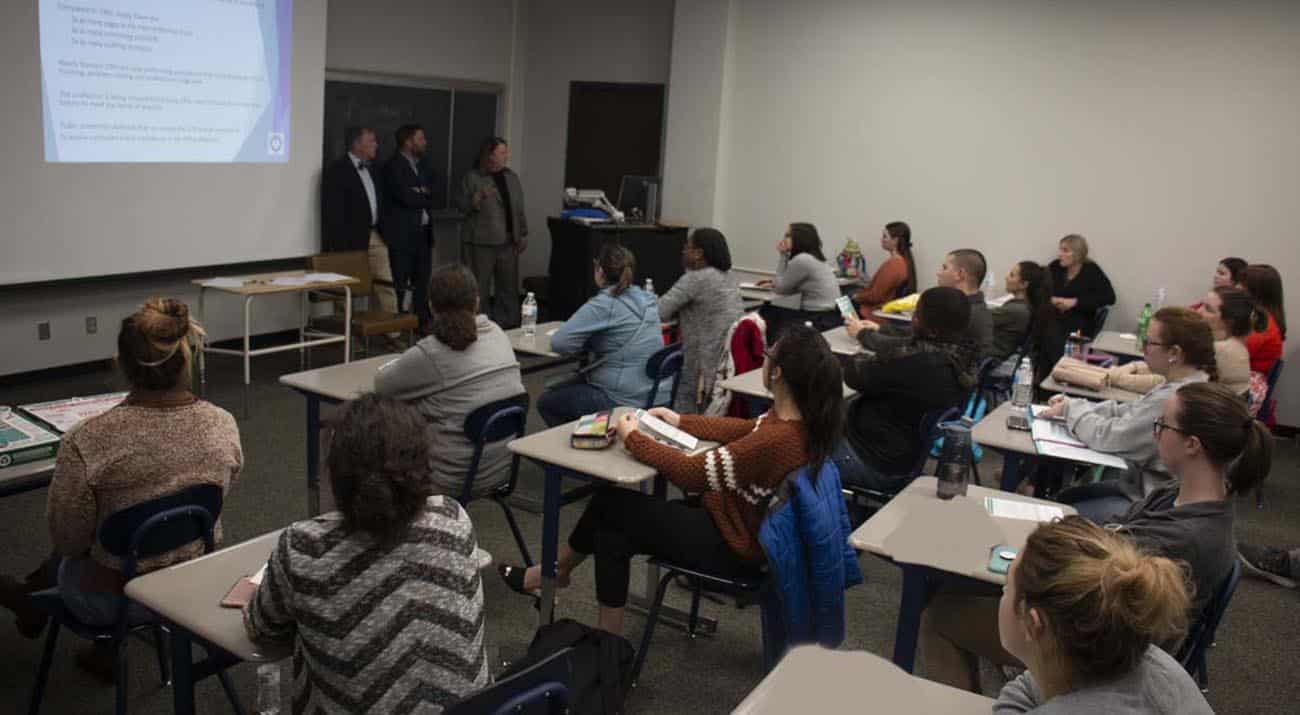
[1037,307,1216,521]
[921,381,1268,694]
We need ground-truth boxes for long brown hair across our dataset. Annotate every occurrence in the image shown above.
[428,264,479,350]
[885,221,916,294]
[1014,516,1190,683]
[1173,382,1273,496]
[596,243,636,296]
[117,297,205,391]
[1212,287,1261,338]
[1243,264,1286,339]
[1152,307,1217,381]
[767,324,844,475]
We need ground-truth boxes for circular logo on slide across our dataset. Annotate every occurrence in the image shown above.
[267,132,286,156]
[0,454,11,467]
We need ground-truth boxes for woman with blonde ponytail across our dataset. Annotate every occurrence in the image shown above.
[0,298,242,680]
[995,516,1212,713]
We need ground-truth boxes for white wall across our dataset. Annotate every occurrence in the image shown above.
[0,0,524,377]
[518,0,676,280]
[665,0,1300,423]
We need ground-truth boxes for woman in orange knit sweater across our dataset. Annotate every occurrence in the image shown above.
[854,221,917,318]
[497,324,845,635]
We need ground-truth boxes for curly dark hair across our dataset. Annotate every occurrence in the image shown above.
[327,395,433,541]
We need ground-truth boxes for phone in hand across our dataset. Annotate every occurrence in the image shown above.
[835,295,856,321]
[1006,413,1030,431]
[220,578,258,608]
[988,545,1018,574]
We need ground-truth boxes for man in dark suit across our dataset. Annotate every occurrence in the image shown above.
[320,126,380,253]
[380,124,436,329]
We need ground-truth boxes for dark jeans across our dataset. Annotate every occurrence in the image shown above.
[388,228,434,324]
[1057,481,1136,524]
[537,381,616,427]
[832,440,912,493]
[568,486,753,608]
[760,305,842,346]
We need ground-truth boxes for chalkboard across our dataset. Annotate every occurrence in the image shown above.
[323,79,500,212]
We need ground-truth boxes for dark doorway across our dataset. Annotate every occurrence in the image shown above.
[564,82,666,203]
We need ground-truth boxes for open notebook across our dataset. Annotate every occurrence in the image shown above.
[1027,405,1127,469]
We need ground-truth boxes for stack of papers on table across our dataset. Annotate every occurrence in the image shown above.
[0,408,61,469]
[985,496,1065,522]
[1028,405,1127,469]
[270,276,311,286]
[200,277,247,289]
[304,272,353,283]
[20,392,128,434]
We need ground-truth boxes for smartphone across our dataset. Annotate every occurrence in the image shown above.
[1006,413,1030,431]
[220,577,258,608]
[835,295,856,321]
[988,545,1018,574]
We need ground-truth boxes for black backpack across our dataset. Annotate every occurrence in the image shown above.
[499,618,636,715]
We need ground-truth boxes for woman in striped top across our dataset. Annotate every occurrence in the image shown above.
[244,395,489,713]
[498,324,845,636]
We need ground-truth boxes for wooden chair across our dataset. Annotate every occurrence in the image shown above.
[305,251,418,358]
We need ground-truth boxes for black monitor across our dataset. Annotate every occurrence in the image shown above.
[616,175,661,223]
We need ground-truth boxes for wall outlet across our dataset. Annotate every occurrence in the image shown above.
[37,322,51,341]
[86,316,97,334]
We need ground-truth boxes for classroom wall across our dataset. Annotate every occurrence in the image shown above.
[664,0,1300,423]
[517,0,677,282]
[0,0,524,377]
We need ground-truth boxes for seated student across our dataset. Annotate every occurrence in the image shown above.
[833,287,976,493]
[657,227,744,413]
[1188,257,1247,311]
[1038,308,1215,517]
[924,381,1268,695]
[1195,286,1255,399]
[497,325,844,636]
[1048,234,1116,339]
[537,244,667,426]
[852,221,917,318]
[847,249,994,359]
[991,261,1055,362]
[1242,263,1286,375]
[994,516,1213,714]
[374,264,525,498]
[245,395,489,711]
[758,222,842,342]
[0,298,242,679]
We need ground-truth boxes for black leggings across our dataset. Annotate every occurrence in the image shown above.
[567,486,753,608]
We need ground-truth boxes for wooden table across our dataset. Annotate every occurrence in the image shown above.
[849,476,1074,672]
[718,369,858,402]
[507,407,717,632]
[1089,329,1145,360]
[195,270,359,416]
[732,646,994,713]
[1040,375,1141,403]
[125,532,289,715]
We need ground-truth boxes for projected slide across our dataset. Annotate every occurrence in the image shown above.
[39,0,292,163]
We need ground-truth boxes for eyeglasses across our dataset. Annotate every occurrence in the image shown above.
[1152,418,1191,438]
[1144,339,1171,348]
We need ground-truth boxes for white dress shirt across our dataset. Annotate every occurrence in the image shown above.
[404,153,430,226]
[348,151,378,226]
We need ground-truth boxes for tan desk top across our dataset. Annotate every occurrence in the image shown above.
[124,531,288,662]
[1040,375,1141,403]
[0,458,57,489]
[821,326,866,356]
[505,321,566,358]
[849,476,1074,586]
[278,354,395,401]
[192,270,360,296]
[507,406,714,484]
[718,369,858,401]
[1089,330,1145,359]
[972,401,1036,454]
[732,645,994,714]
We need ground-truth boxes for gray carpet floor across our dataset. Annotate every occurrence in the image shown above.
[1,347,1297,714]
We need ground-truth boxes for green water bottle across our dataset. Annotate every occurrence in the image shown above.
[1136,303,1153,350]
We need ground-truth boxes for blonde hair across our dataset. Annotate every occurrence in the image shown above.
[1059,234,1090,264]
[1015,516,1191,681]
[118,297,205,390]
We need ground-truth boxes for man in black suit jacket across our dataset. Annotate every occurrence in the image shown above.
[380,124,436,328]
[320,126,381,253]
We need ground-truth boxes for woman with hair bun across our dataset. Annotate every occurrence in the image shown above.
[994,516,1212,713]
[375,263,524,497]
[244,394,490,711]
[0,298,242,679]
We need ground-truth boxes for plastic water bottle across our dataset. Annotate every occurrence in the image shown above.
[644,278,655,295]
[1012,357,1034,407]
[1154,287,1167,310]
[256,663,281,715]
[1136,302,1153,350]
[521,292,538,338]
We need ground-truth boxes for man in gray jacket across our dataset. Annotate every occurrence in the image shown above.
[457,137,528,328]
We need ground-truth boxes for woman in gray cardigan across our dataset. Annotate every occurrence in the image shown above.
[456,137,528,328]
[375,264,525,498]
[657,228,744,413]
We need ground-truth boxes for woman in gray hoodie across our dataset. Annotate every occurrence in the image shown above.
[374,264,525,498]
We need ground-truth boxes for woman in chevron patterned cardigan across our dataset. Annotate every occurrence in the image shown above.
[244,395,490,713]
